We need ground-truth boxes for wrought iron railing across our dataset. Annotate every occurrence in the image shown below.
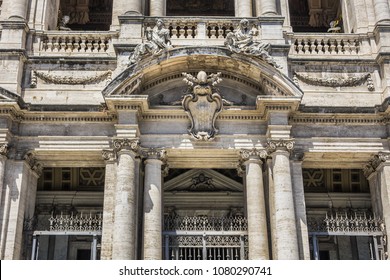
[308,210,384,235]
[163,215,248,260]
[48,212,103,232]
[164,215,248,232]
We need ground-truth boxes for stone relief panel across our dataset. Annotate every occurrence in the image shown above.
[182,71,223,141]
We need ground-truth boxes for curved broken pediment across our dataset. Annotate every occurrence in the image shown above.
[102,47,303,107]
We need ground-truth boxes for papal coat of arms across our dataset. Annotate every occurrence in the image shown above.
[182,71,223,141]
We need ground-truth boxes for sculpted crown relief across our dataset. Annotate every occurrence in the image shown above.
[182,71,223,141]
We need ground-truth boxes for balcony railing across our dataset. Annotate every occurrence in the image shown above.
[35,31,117,56]
[287,33,373,57]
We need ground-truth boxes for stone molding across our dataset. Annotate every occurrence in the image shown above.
[23,152,43,177]
[363,152,390,178]
[267,139,295,153]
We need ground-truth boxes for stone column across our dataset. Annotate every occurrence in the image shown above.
[374,0,390,23]
[236,0,252,17]
[256,0,277,16]
[364,153,390,241]
[142,149,166,260]
[150,0,165,16]
[239,149,269,260]
[2,0,29,20]
[112,0,143,26]
[290,152,310,260]
[0,144,8,208]
[111,139,140,260]
[0,152,41,260]
[268,140,299,260]
[101,150,117,260]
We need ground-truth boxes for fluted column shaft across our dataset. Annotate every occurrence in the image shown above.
[236,0,252,17]
[244,156,269,260]
[374,0,390,22]
[143,157,164,260]
[256,0,277,16]
[112,150,137,259]
[150,0,165,16]
[271,149,299,259]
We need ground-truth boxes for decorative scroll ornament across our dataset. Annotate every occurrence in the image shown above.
[182,71,223,141]
[224,19,280,68]
[363,152,390,177]
[267,139,295,153]
[294,72,374,91]
[189,172,215,191]
[141,148,169,176]
[33,70,112,85]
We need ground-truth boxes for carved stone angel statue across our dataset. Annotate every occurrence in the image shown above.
[129,19,172,65]
[224,19,280,68]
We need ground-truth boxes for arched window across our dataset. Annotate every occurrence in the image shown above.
[289,0,342,33]
[59,0,113,31]
[166,0,234,16]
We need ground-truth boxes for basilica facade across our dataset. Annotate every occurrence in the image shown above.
[0,0,389,260]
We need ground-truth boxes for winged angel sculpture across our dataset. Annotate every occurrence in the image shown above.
[182,71,223,141]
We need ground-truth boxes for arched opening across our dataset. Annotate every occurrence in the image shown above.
[289,0,343,33]
[166,0,234,16]
[59,0,113,31]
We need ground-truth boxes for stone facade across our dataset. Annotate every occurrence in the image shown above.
[0,0,389,260]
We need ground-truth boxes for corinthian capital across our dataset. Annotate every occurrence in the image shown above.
[113,138,140,152]
[23,152,43,177]
[102,149,117,162]
[141,148,167,161]
[363,152,390,178]
[239,148,268,161]
[267,139,294,153]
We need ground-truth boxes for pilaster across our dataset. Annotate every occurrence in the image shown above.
[363,152,390,242]
[290,151,310,260]
[100,149,117,260]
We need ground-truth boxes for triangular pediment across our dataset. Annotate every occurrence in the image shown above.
[164,169,242,192]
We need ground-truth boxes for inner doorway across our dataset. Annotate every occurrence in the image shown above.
[162,169,247,260]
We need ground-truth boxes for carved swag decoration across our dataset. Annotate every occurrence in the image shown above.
[182,71,223,141]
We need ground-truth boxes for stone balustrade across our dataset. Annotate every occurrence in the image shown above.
[37,31,116,55]
[288,34,372,57]
[144,17,241,40]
